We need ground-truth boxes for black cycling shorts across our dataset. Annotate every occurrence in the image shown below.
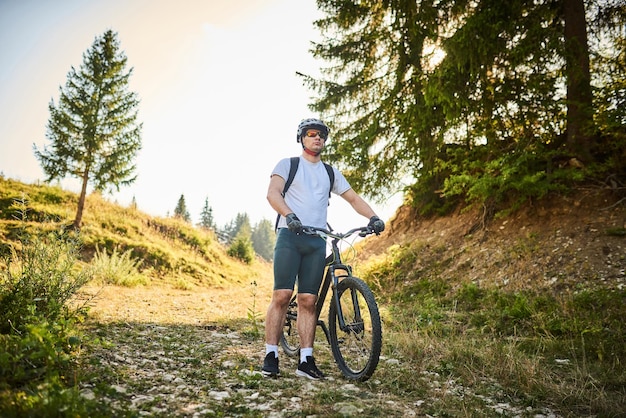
[273,228,327,294]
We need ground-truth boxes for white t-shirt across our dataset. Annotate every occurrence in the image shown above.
[272,156,351,229]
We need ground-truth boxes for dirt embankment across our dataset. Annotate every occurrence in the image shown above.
[361,189,626,292]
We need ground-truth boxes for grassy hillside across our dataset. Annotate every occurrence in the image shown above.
[358,188,625,293]
[353,189,626,416]
[2,176,625,416]
[0,176,269,290]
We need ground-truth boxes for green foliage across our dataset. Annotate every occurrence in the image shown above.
[251,218,275,261]
[222,212,252,242]
[0,319,81,389]
[0,212,91,334]
[173,194,191,222]
[0,209,100,416]
[307,1,626,213]
[198,196,215,230]
[33,29,142,228]
[227,234,255,264]
[437,144,583,212]
[0,378,109,418]
[244,281,262,338]
[90,245,147,287]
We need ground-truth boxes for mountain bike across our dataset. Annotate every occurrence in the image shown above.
[280,225,382,381]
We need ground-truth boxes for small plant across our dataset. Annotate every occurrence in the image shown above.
[90,245,148,287]
[605,227,626,237]
[173,277,193,290]
[245,281,262,338]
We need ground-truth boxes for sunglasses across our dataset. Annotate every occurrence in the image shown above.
[305,130,326,139]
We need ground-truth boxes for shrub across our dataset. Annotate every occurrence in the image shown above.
[0,226,91,334]
[90,245,147,287]
[0,207,96,415]
[227,235,255,264]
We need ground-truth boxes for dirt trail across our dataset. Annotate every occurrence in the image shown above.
[79,284,418,417]
[79,284,560,417]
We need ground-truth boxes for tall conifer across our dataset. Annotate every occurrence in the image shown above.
[34,30,142,228]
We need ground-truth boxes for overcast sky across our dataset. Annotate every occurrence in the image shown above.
[0,0,402,231]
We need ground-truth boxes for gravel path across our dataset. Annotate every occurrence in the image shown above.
[78,285,561,417]
[81,321,418,417]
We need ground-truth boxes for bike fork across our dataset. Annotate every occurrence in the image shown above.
[334,285,364,334]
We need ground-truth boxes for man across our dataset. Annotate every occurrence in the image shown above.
[262,118,385,380]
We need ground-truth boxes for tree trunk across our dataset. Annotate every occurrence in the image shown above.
[74,170,89,229]
[563,0,594,161]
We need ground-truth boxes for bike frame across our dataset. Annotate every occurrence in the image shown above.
[288,227,369,343]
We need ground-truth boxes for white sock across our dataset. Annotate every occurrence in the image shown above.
[265,344,279,358]
[300,347,313,363]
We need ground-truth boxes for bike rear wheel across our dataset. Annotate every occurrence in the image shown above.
[280,297,300,357]
[329,276,382,381]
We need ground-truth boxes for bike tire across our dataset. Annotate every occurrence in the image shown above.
[329,276,382,381]
[280,297,300,357]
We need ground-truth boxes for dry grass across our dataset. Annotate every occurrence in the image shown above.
[80,277,274,325]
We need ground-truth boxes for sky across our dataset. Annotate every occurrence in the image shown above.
[0,0,403,232]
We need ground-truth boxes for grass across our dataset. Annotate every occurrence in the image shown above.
[0,177,272,417]
[1,176,624,416]
[0,177,264,289]
[360,241,626,417]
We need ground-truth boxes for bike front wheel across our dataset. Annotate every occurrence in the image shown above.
[329,276,382,381]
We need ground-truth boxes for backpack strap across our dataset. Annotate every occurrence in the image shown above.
[282,156,300,197]
[323,162,334,199]
[275,157,300,231]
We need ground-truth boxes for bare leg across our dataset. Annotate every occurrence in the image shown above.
[297,293,318,348]
[265,289,293,345]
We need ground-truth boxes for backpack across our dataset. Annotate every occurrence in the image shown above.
[275,156,335,230]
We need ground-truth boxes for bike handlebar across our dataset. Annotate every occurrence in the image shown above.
[300,225,377,239]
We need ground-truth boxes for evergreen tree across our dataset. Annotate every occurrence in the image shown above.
[223,212,251,241]
[227,233,255,264]
[220,219,236,243]
[251,219,275,261]
[173,194,191,222]
[198,197,215,230]
[34,29,142,228]
[304,0,625,213]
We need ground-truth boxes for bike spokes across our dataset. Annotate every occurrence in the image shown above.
[280,299,300,357]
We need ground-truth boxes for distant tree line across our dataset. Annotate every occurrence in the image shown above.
[170,194,275,263]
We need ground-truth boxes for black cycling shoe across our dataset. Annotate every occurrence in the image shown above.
[296,356,325,380]
[262,353,279,377]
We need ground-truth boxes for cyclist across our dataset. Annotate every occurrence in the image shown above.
[262,118,385,380]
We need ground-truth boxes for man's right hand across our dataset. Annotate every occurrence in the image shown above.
[368,216,385,235]
[285,213,303,233]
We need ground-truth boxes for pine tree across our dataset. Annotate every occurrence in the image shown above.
[304,0,625,212]
[251,219,275,261]
[34,29,142,228]
[173,194,191,222]
[224,213,251,241]
[227,234,255,264]
[198,197,215,230]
